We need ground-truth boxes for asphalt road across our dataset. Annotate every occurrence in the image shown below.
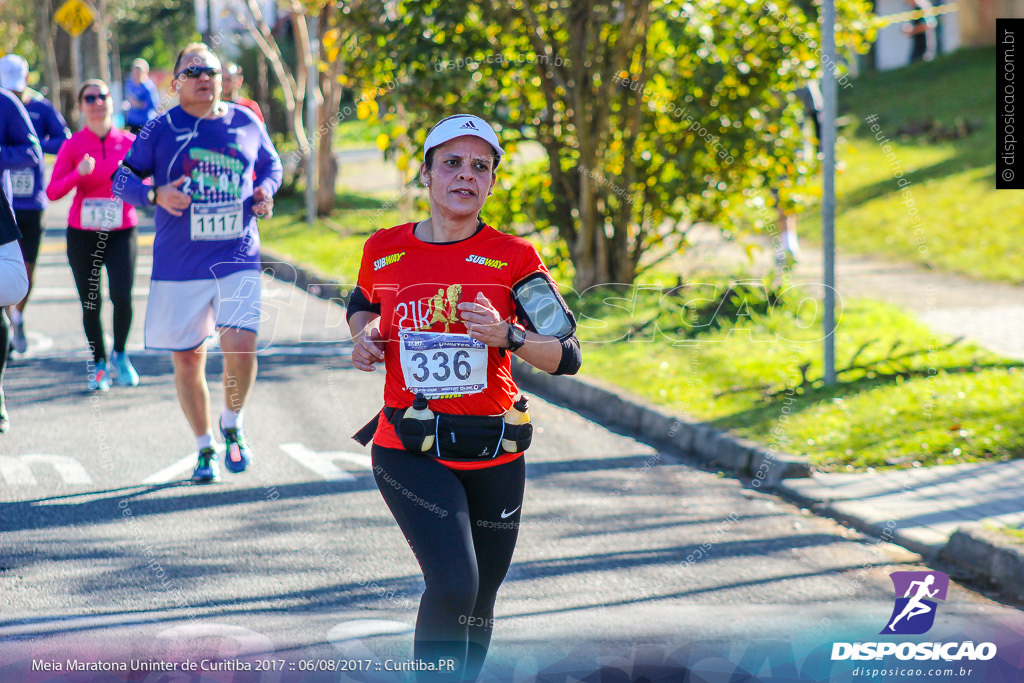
[2,231,1023,682]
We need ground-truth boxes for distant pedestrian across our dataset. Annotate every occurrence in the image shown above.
[123,58,160,134]
[903,0,938,64]
[773,80,823,267]
[0,53,71,354]
[113,42,282,482]
[221,62,264,123]
[47,79,141,391]
[0,87,40,432]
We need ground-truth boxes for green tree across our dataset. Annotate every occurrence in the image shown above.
[233,0,353,214]
[335,0,874,288]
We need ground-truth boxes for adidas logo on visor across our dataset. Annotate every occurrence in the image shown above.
[459,120,479,130]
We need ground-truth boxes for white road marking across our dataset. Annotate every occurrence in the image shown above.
[9,330,55,356]
[278,443,371,481]
[153,623,276,660]
[29,287,150,298]
[0,454,91,486]
[142,453,206,484]
[327,619,414,659]
[327,619,414,643]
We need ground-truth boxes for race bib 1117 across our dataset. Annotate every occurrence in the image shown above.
[190,201,243,241]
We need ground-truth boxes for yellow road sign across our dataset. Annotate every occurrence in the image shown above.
[54,0,95,37]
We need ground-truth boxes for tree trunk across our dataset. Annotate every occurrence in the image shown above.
[239,0,306,148]
[54,25,75,120]
[256,54,270,130]
[37,0,62,106]
[316,5,344,215]
[94,0,110,84]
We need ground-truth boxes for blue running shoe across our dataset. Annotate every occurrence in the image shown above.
[88,359,111,392]
[220,419,252,473]
[110,351,140,387]
[191,447,220,483]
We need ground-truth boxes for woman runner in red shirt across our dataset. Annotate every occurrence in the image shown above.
[348,114,581,679]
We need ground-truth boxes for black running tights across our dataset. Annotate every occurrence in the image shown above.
[66,227,137,362]
[371,445,526,681]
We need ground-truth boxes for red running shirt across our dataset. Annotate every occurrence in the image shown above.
[356,222,548,470]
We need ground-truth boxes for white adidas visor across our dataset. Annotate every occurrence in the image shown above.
[422,114,504,165]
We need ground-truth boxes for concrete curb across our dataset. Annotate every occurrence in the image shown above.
[509,361,812,489]
[941,526,1024,600]
[259,247,1024,600]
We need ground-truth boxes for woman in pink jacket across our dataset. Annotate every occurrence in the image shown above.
[47,79,141,391]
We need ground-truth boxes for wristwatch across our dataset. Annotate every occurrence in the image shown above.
[506,323,527,352]
[147,187,157,206]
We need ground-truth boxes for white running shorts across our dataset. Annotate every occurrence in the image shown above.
[145,269,262,351]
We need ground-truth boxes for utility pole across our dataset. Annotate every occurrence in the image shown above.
[305,14,319,225]
[822,0,837,385]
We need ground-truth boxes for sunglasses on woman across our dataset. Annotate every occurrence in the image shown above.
[176,66,220,79]
[83,93,109,104]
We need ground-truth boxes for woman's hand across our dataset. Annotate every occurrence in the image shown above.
[352,324,386,372]
[77,154,95,176]
[458,292,509,347]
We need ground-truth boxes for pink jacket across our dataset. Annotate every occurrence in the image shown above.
[46,127,139,231]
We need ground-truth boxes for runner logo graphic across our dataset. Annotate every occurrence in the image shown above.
[880,570,949,635]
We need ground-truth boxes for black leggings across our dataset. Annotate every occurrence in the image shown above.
[66,227,137,362]
[371,445,526,680]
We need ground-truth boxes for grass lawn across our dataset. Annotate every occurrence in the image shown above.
[801,47,1024,284]
[259,192,401,284]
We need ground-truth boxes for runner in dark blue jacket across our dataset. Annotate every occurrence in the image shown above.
[0,85,40,432]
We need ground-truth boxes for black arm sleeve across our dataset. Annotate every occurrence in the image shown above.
[520,315,581,376]
[345,286,381,322]
[553,335,582,376]
[112,159,152,182]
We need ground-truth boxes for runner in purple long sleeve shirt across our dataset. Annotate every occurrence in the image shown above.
[112,42,282,482]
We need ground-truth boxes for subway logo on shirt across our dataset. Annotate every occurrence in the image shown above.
[466,254,508,269]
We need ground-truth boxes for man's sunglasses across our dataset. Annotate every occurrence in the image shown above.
[83,93,109,104]
[176,66,220,79]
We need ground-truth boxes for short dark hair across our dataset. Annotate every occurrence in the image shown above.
[77,79,109,102]
[173,42,219,75]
